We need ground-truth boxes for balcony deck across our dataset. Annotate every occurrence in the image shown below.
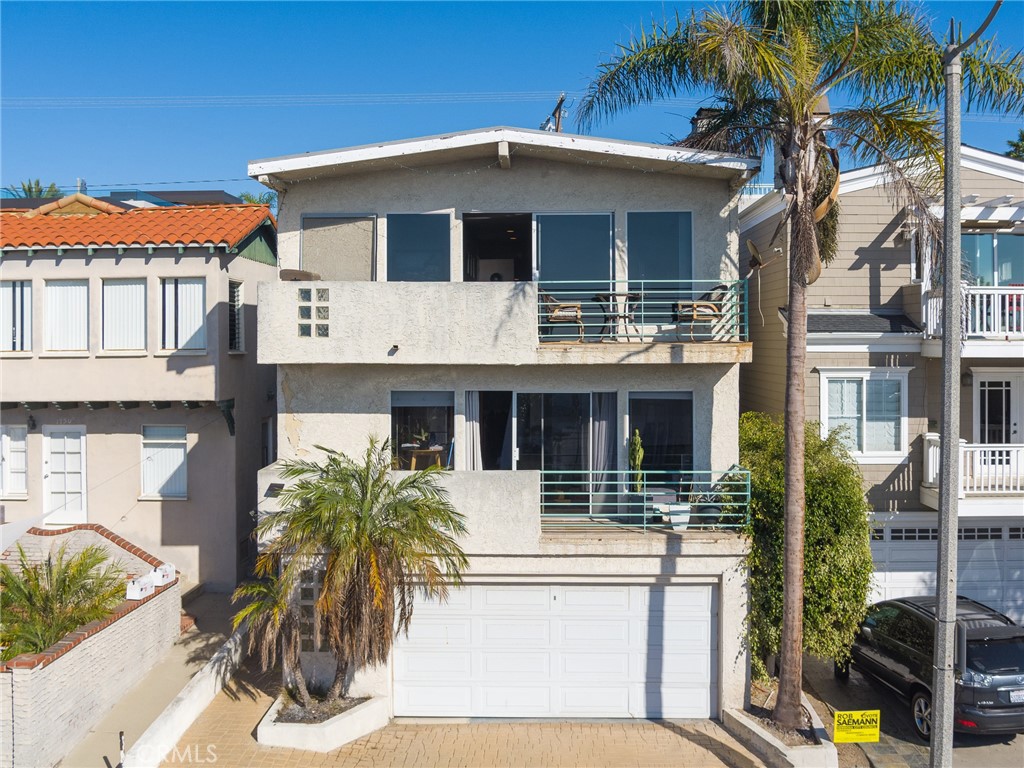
[921,433,1024,513]
[921,285,1024,357]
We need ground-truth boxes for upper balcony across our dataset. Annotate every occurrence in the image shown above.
[921,285,1024,357]
[921,432,1024,515]
[257,279,751,367]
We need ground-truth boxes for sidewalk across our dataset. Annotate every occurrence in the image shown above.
[62,591,235,768]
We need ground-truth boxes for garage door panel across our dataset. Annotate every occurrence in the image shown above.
[403,617,472,644]
[559,686,630,715]
[643,617,713,647]
[639,686,712,718]
[477,586,551,611]
[560,585,631,611]
[480,686,552,714]
[480,651,551,677]
[560,651,630,678]
[394,650,471,677]
[642,651,714,683]
[481,619,551,643]
[560,619,630,644]
[394,684,472,713]
[640,586,712,612]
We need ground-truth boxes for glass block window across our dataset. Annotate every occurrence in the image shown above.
[298,569,328,652]
[297,287,328,337]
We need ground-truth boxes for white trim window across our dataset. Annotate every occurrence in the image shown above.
[141,425,188,498]
[0,280,31,351]
[228,279,244,352]
[819,369,909,462]
[45,279,88,351]
[102,278,146,350]
[160,277,206,350]
[0,425,28,497]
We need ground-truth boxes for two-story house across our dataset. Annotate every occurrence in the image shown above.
[740,145,1023,622]
[0,193,278,590]
[251,127,761,720]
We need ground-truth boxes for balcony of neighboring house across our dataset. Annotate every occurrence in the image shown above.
[921,434,1024,513]
[918,230,1024,358]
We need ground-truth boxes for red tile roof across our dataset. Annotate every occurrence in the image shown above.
[1,196,274,250]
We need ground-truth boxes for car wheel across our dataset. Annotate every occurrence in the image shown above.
[911,690,932,741]
[833,660,850,681]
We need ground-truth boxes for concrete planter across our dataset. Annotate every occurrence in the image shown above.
[722,692,838,768]
[256,695,390,752]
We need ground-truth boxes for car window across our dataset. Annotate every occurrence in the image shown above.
[865,604,900,630]
[888,611,933,652]
[967,638,1024,674]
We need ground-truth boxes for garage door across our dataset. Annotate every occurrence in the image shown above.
[392,584,717,718]
[871,521,1024,622]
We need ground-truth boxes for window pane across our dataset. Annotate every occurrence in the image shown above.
[387,214,450,281]
[1,426,28,495]
[45,280,88,351]
[996,234,1024,286]
[142,426,187,497]
[161,278,206,350]
[865,379,902,452]
[537,214,611,282]
[391,392,454,469]
[828,379,863,451]
[962,234,995,286]
[0,280,31,351]
[103,279,146,350]
[628,393,694,472]
[302,216,375,280]
[627,213,693,284]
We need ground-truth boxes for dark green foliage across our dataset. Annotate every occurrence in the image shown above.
[0,543,125,661]
[5,179,61,198]
[741,412,874,679]
[1008,129,1024,160]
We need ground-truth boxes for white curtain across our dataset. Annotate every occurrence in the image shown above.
[465,391,483,471]
[103,279,146,350]
[142,426,187,497]
[590,392,617,507]
[0,280,31,351]
[865,379,901,452]
[162,278,206,350]
[828,379,863,451]
[45,280,88,351]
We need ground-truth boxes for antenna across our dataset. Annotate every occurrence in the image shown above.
[746,239,763,266]
[540,93,567,132]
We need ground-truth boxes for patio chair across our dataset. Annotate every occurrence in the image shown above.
[674,284,731,341]
[540,291,584,342]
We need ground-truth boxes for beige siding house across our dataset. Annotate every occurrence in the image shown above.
[740,145,1024,621]
[252,127,760,720]
[0,194,278,590]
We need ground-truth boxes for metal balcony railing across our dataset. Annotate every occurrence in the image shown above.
[923,433,1024,496]
[537,279,747,344]
[923,285,1024,338]
[539,468,751,532]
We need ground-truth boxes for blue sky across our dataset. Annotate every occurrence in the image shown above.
[2,0,1022,198]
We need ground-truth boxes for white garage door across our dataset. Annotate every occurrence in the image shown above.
[393,583,717,718]
[871,520,1024,622]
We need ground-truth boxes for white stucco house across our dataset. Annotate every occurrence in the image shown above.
[250,127,760,720]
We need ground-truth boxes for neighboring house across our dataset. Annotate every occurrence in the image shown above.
[251,126,760,720]
[739,145,1024,622]
[0,193,278,590]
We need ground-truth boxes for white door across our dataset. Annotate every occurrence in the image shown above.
[392,583,717,718]
[43,426,87,524]
[973,373,1023,483]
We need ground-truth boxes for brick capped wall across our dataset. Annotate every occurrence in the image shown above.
[0,580,181,768]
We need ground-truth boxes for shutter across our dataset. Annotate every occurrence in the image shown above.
[0,281,31,351]
[6,427,28,494]
[176,278,206,350]
[103,279,146,350]
[45,280,88,351]
[141,426,187,497]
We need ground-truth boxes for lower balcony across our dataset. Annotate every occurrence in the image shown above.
[921,433,1024,514]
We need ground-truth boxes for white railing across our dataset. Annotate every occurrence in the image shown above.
[922,433,1024,496]
[924,285,1024,338]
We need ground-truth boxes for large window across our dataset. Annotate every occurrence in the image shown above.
[391,391,454,469]
[962,233,1024,286]
[387,214,450,281]
[160,277,206,350]
[102,278,146,351]
[820,369,907,459]
[627,212,693,284]
[141,425,188,498]
[628,393,694,472]
[0,280,31,351]
[301,215,375,280]
[0,426,28,497]
[45,279,88,351]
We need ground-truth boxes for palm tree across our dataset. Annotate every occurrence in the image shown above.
[0,543,124,661]
[239,190,277,211]
[579,0,1024,729]
[4,179,62,198]
[1008,128,1024,160]
[255,437,468,705]
[231,572,312,708]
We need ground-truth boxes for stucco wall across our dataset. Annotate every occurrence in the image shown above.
[274,157,741,285]
[0,581,180,768]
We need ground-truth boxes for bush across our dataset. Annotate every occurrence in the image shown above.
[740,412,874,680]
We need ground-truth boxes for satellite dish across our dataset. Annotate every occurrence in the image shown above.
[747,239,764,266]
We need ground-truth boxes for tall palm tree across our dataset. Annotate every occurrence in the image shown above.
[1,543,124,661]
[255,437,468,704]
[579,0,1024,729]
[4,179,62,198]
[231,572,312,708]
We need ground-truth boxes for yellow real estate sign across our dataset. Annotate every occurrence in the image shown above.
[833,710,881,743]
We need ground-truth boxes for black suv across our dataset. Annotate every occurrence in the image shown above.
[836,596,1024,740]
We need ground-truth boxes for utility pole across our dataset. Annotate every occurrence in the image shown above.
[931,4,1001,766]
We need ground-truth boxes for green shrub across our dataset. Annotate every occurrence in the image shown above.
[741,412,874,679]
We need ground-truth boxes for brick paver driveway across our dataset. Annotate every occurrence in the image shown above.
[163,662,762,768]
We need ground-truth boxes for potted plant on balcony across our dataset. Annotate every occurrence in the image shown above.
[629,428,645,493]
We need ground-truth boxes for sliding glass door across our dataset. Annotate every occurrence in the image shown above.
[536,214,613,339]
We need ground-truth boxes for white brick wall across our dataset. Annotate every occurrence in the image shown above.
[0,582,180,768]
